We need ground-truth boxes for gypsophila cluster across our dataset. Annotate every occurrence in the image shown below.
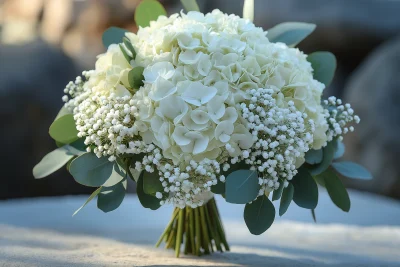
[323,96,360,142]
[238,88,314,194]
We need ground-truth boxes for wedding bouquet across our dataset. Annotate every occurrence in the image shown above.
[33,0,372,257]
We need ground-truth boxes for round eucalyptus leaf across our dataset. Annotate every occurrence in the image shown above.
[267,22,316,47]
[49,114,79,144]
[97,180,127,213]
[334,140,346,159]
[102,163,125,187]
[225,170,260,204]
[69,153,114,187]
[180,0,200,12]
[307,51,337,86]
[72,187,102,216]
[292,167,318,209]
[279,183,294,216]
[244,195,275,235]
[33,145,77,179]
[332,161,372,180]
[272,181,284,201]
[323,168,351,212]
[128,67,145,89]
[305,148,323,165]
[143,171,163,195]
[137,171,161,210]
[309,141,335,176]
[102,27,127,48]
[211,181,225,194]
[134,0,167,28]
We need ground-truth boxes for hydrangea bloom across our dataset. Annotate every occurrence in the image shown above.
[63,10,358,208]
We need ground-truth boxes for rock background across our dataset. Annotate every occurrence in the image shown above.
[0,0,399,199]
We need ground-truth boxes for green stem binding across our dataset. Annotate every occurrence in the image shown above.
[155,197,229,257]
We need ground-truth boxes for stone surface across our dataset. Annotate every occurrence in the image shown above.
[0,192,400,266]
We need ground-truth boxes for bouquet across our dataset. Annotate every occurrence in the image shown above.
[33,0,372,257]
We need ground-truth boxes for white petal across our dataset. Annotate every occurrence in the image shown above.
[149,77,177,101]
[197,54,212,76]
[172,126,191,146]
[185,131,209,155]
[191,109,209,125]
[115,84,131,97]
[156,95,189,124]
[231,124,254,149]
[143,62,175,83]
[179,50,202,64]
[221,107,238,123]
[207,96,225,123]
[215,121,234,143]
[181,82,217,106]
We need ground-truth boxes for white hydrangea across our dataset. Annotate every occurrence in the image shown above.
[62,9,348,208]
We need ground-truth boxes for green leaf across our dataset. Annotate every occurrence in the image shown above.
[127,167,141,182]
[73,187,102,216]
[102,163,125,187]
[97,179,127,213]
[134,0,167,28]
[267,22,316,47]
[244,195,275,235]
[332,161,372,180]
[272,181,284,201]
[314,173,326,187]
[49,114,79,144]
[311,209,317,223]
[180,0,200,12]
[225,170,260,204]
[292,167,318,209]
[123,37,136,59]
[242,0,254,22]
[305,148,323,165]
[128,66,145,89]
[137,171,161,210]
[211,181,225,194]
[308,141,335,176]
[55,106,71,121]
[102,27,127,48]
[119,44,132,63]
[279,183,293,216]
[323,168,351,212]
[33,145,79,179]
[143,171,163,195]
[69,153,114,187]
[334,140,345,159]
[307,51,337,86]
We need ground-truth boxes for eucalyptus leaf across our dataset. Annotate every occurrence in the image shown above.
[128,67,145,89]
[243,0,254,22]
[73,187,102,216]
[134,0,167,28]
[128,167,141,182]
[102,27,127,48]
[97,179,127,213]
[102,163,125,187]
[69,153,114,187]
[272,181,284,201]
[225,170,260,204]
[137,171,161,210]
[332,161,372,180]
[279,183,293,216]
[49,114,79,144]
[305,148,323,165]
[308,141,335,176]
[334,140,346,159]
[33,145,80,179]
[267,22,316,47]
[211,181,225,194]
[292,167,318,209]
[119,44,132,63]
[244,195,275,235]
[180,0,200,12]
[307,51,337,86]
[311,209,317,223]
[323,168,351,212]
[143,171,163,195]
[55,106,71,121]
[123,37,136,59]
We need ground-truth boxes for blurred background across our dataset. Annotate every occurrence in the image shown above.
[1,0,399,200]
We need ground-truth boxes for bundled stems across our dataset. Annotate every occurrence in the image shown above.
[155,197,229,257]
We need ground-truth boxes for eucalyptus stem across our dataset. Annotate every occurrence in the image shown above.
[156,197,229,257]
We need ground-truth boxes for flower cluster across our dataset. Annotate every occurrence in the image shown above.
[61,10,357,208]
